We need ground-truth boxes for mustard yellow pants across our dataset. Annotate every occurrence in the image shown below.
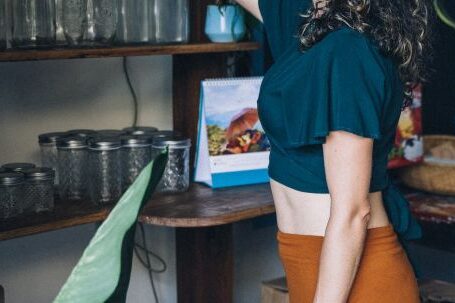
[276,224,420,303]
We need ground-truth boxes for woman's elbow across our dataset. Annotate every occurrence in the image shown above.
[330,201,372,229]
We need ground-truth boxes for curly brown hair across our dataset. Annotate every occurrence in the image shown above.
[299,0,435,109]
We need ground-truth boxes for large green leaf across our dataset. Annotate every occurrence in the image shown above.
[54,148,168,303]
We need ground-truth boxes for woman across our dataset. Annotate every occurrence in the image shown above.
[231,0,433,302]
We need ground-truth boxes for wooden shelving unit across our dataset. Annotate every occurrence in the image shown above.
[0,42,260,62]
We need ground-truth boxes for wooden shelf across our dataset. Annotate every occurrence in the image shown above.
[1,182,453,242]
[0,42,260,62]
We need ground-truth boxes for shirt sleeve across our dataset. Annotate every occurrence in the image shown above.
[280,31,388,147]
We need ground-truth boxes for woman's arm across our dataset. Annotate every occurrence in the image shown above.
[222,0,262,22]
[313,130,373,302]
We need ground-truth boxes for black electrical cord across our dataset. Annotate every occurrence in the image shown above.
[122,56,139,127]
[134,222,167,303]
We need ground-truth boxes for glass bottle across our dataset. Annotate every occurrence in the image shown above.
[121,135,153,192]
[23,167,55,213]
[61,0,88,46]
[85,0,118,46]
[11,0,56,49]
[88,137,122,205]
[0,173,25,219]
[151,135,191,193]
[0,0,6,50]
[116,0,150,44]
[57,136,88,201]
[152,0,189,44]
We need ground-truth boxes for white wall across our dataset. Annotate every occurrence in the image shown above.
[0,56,284,303]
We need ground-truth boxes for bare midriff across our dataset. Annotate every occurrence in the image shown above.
[270,178,391,236]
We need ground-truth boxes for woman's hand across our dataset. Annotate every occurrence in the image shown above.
[225,0,262,22]
[314,130,374,303]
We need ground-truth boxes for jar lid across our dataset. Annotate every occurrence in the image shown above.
[1,162,36,172]
[120,135,154,147]
[149,130,182,139]
[38,132,67,144]
[122,126,159,135]
[88,137,122,150]
[0,172,25,186]
[66,129,97,137]
[95,129,127,137]
[151,135,191,149]
[57,136,88,149]
[22,167,55,181]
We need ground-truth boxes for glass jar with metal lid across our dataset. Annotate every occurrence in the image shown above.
[1,162,36,173]
[151,135,191,193]
[57,136,88,201]
[0,173,25,219]
[88,137,122,205]
[122,126,159,136]
[22,167,55,213]
[38,132,67,185]
[66,129,97,138]
[0,0,6,50]
[120,135,153,192]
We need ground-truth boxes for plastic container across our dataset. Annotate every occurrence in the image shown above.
[116,0,150,44]
[57,136,88,200]
[152,0,189,44]
[88,137,122,205]
[121,135,153,191]
[0,173,24,219]
[151,135,191,193]
[85,0,118,46]
[23,167,55,213]
[11,0,56,48]
[39,132,67,184]
[1,162,36,173]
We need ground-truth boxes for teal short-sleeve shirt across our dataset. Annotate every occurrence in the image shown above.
[257,0,422,243]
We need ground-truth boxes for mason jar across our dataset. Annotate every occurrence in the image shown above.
[88,137,122,205]
[22,167,55,213]
[0,0,6,50]
[1,162,36,173]
[39,132,67,185]
[122,126,159,136]
[121,135,153,192]
[151,135,191,193]
[116,0,150,44]
[85,0,118,46]
[152,0,189,44]
[66,129,97,138]
[61,0,88,46]
[57,136,88,201]
[11,0,56,48]
[0,172,25,219]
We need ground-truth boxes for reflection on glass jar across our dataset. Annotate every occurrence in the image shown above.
[61,0,88,46]
[0,173,24,219]
[85,0,118,46]
[151,134,191,193]
[116,0,150,44]
[88,137,122,205]
[11,0,56,49]
[57,137,88,201]
[0,0,6,50]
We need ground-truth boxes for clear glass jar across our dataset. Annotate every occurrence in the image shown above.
[39,132,67,185]
[61,0,88,46]
[151,135,191,193]
[121,135,153,192]
[122,126,159,136]
[152,0,189,44]
[0,0,6,50]
[57,137,88,201]
[116,0,150,44]
[85,0,118,46]
[11,0,56,49]
[88,137,122,205]
[22,167,55,213]
[0,173,24,219]
[1,162,36,173]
